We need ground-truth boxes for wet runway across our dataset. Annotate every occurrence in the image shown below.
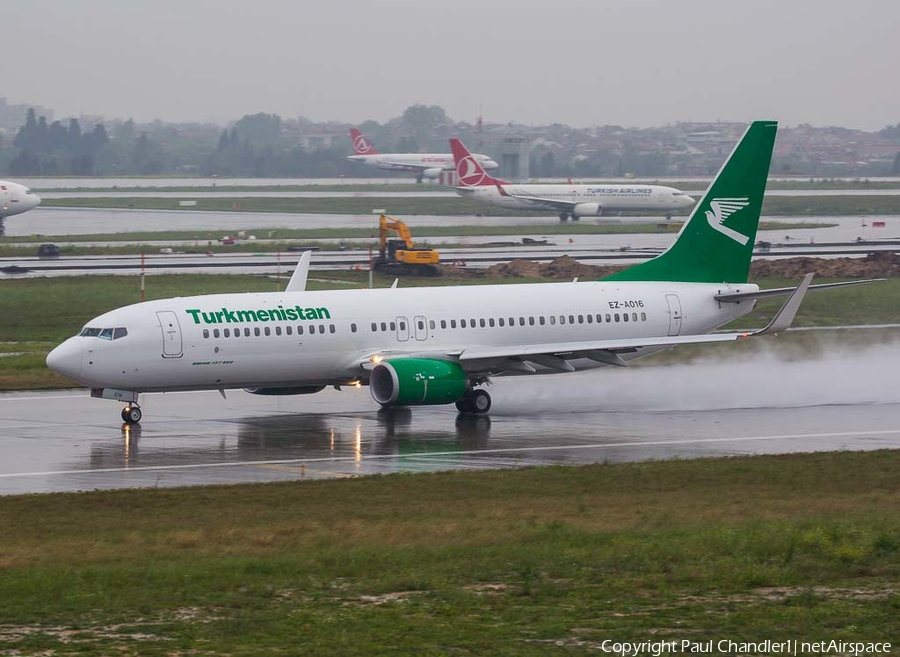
[3,344,900,496]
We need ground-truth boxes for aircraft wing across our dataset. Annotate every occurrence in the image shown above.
[495,185,580,212]
[348,275,813,377]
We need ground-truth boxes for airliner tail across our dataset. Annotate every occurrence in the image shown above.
[349,128,378,155]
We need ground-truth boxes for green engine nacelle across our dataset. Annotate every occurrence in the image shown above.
[370,358,468,406]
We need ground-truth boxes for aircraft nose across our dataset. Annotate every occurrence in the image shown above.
[682,195,696,208]
[46,338,83,380]
[32,193,41,208]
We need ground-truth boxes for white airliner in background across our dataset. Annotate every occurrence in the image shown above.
[47,121,875,425]
[0,180,41,235]
[449,139,695,221]
[347,128,498,182]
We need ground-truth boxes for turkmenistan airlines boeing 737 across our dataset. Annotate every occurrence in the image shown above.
[46,121,874,425]
[449,138,695,220]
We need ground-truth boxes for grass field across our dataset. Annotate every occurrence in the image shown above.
[1,273,898,391]
[0,451,898,654]
[39,194,900,216]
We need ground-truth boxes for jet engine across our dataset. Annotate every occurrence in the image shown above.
[244,385,326,395]
[370,358,468,406]
[572,202,603,218]
[421,167,443,180]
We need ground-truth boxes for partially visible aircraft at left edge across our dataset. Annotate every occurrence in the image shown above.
[0,180,41,235]
[346,128,498,183]
[47,120,881,426]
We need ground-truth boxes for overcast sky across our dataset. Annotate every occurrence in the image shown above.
[6,0,898,130]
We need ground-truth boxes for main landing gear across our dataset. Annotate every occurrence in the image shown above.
[455,388,491,414]
[558,213,580,222]
[121,403,142,425]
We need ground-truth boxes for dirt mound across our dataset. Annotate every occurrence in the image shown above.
[480,256,621,279]
[750,252,900,279]
[438,253,900,281]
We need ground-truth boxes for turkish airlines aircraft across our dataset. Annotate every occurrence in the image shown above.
[346,128,498,182]
[450,139,695,220]
[0,180,41,235]
[47,121,874,425]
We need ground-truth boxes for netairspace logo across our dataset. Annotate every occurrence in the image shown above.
[598,639,891,656]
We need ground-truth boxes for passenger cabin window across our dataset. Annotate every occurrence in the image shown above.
[499,318,505,327]
[275,326,282,336]
[351,323,357,333]
[213,329,220,338]
[318,325,325,334]
[264,327,271,336]
[254,327,261,336]
[244,328,251,337]
[641,312,647,321]
[286,326,293,335]
[441,320,447,329]
[224,328,230,337]
[480,319,486,328]
[329,324,335,334]
[203,329,210,338]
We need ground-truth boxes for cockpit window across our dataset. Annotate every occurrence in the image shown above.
[25,189,34,195]
[80,326,128,339]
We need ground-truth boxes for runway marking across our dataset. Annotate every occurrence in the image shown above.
[0,428,898,480]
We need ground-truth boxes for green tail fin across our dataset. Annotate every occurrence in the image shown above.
[605,120,777,284]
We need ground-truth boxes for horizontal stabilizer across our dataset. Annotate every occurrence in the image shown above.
[716,278,883,303]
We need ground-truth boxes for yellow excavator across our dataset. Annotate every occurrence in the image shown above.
[374,214,440,276]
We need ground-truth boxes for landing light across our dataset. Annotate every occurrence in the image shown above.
[370,355,383,364]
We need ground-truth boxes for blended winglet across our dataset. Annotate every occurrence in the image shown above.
[285,251,312,292]
[751,273,814,336]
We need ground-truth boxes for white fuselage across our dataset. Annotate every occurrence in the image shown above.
[459,184,694,214]
[0,181,41,217]
[48,281,757,395]
[348,153,499,176]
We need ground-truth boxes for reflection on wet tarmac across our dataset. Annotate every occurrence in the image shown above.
[2,342,900,495]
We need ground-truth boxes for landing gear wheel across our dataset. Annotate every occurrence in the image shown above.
[455,397,473,413]
[559,212,569,222]
[471,389,491,414]
[122,405,142,424]
[571,215,580,221]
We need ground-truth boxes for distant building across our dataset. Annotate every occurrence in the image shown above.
[0,97,54,133]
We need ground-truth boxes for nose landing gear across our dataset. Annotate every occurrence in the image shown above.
[121,404,142,424]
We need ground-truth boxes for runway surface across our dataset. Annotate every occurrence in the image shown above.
[3,343,899,496]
